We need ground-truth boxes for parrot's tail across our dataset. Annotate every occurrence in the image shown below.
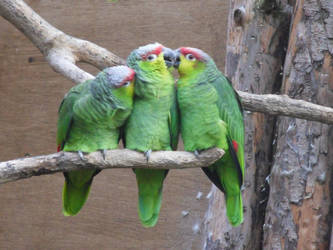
[135,169,168,228]
[62,169,98,216]
[138,189,163,227]
[225,192,243,227]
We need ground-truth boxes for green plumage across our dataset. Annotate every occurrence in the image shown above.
[125,43,178,227]
[57,66,135,216]
[176,48,244,226]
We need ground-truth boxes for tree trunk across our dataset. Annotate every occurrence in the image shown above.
[204,0,292,249]
[263,0,333,249]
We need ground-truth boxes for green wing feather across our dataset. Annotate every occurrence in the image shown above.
[209,73,244,180]
[56,85,84,149]
[208,73,245,226]
[56,81,98,216]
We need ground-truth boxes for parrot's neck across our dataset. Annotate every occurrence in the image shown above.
[135,71,174,99]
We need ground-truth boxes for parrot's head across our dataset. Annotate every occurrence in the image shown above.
[174,47,214,80]
[126,42,175,97]
[127,42,175,73]
[102,65,135,106]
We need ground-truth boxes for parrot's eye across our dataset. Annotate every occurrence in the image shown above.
[124,81,131,87]
[146,54,158,61]
[185,54,196,61]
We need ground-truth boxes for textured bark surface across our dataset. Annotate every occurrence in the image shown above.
[204,0,292,249]
[238,91,333,124]
[263,0,333,249]
[0,1,228,249]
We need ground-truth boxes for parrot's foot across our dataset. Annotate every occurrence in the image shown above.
[144,149,152,162]
[100,149,107,160]
[78,151,86,161]
[194,150,200,158]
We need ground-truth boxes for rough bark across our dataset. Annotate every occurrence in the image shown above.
[0,148,224,184]
[263,0,333,249]
[203,0,292,249]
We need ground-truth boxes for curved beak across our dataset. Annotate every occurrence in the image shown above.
[173,49,181,68]
[162,47,176,68]
[174,55,180,68]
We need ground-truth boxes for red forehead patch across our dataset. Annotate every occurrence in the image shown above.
[125,68,135,82]
[180,47,203,60]
[118,68,135,87]
[142,45,163,60]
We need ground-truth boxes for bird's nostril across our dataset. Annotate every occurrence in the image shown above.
[164,56,172,62]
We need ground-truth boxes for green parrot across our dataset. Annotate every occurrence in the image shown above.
[125,43,178,227]
[57,65,135,216]
[174,47,244,226]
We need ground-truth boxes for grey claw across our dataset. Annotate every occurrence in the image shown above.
[100,149,107,160]
[78,151,86,161]
[99,149,106,161]
[194,150,200,158]
[144,149,152,162]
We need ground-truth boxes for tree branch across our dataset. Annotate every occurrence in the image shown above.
[0,148,224,184]
[238,91,333,125]
[0,0,125,84]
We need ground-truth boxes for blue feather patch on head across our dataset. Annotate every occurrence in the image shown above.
[103,66,135,88]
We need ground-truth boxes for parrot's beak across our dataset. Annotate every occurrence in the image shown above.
[162,47,175,68]
[174,55,180,69]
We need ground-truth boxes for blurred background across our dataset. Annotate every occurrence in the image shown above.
[0,0,229,249]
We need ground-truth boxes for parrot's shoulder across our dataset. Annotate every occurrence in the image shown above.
[208,71,244,153]
[209,73,243,116]
[58,81,91,112]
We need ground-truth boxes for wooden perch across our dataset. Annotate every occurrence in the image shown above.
[238,91,333,125]
[0,148,224,184]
